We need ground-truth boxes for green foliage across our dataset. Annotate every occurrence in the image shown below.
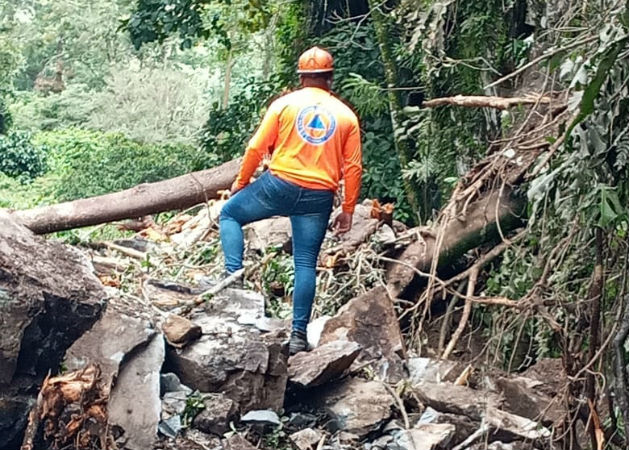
[0,130,48,181]
[124,0,273,50]
[36,128,210,201]
[88,65,213,145]
[9,85,97,131]
[200,76,279,163]
[182,392,205,427]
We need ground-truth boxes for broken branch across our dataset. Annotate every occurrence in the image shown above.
[422,94,552,110]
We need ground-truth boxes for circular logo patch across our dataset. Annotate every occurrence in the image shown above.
[296,105,337,145]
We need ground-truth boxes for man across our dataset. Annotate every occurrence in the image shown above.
[219,46,362,355]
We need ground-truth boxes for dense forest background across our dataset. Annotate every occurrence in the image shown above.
[0,0,628,448]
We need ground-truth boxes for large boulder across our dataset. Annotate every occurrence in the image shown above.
[319,286,405,380]
[317,377,394,437]
[0,212,105,449]
[63,294,165,450]
[412,381,501,420]
[166,288,288,412]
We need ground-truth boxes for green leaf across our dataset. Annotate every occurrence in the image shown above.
[565,38,625,137]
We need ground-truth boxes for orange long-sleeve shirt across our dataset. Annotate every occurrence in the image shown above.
[235,87,362,213]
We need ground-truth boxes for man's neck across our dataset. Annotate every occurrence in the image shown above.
[301,80,330,91]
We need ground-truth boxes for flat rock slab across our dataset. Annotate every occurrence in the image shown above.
[108,333,165,450]
[241,409,281,426]
[319,286,405,381]
[289,340,361,387]
[394,423,456,450]
[0,212,105,385]
[64,299,156,390]
[318,378,394,437]
[486,406,551,441]
[167,288,288,412]
[413,381,501,420]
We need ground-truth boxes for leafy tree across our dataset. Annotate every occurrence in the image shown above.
[0,131,48,181]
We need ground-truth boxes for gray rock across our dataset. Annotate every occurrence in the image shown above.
[162,390,189,418]
[328,203,380,251]
[407,358,460,384]
[222,434,257,450]
[287,412,318,429]
[485,407,551,441]
[307,315,331,348]
[0,212,105,385]
[182,429,223,450]
[319,378,394,437]
[290,428,324,450]
[245,216,292,252]
[0,213,105,447]
[415,407,478,447]
[369,434,393,449]
[162,313,202,347]
[413,381,501,420]
[64,299,156,391]
[161,372,192,395]
[319,286,405,381]
[167,288,288,413]
[108,333,165,450]
[289,340,361,387]
[192,393,239,436]
[143,278,196,309]
[393,423,456,450]
[158,415,182,439]
[487,375,564,426]
[0,395,34,450]
[241,409,281,426]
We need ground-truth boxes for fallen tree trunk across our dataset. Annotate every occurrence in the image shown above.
[386,188,526,298]
[11,158,241,234]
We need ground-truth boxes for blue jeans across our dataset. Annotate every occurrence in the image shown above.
[220,171,334,332]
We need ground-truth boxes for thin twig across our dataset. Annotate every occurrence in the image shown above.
[442,268,479,359]
[483,35,599,89]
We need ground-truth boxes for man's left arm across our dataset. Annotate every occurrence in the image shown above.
[334,120,362,233]
[341,121,362,214]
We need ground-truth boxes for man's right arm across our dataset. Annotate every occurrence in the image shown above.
[233,102,279,190]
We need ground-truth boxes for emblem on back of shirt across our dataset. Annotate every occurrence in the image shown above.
[296,105,337,145]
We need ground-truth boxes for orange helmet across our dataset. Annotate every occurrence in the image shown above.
[297,46,334,74]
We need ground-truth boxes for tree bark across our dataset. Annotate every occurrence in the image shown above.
[11,158,241,234]
[368,0,419,218]
[386,188,526,297]
[222,48,233,109]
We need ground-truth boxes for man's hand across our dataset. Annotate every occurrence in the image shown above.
[333,211,353,235]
